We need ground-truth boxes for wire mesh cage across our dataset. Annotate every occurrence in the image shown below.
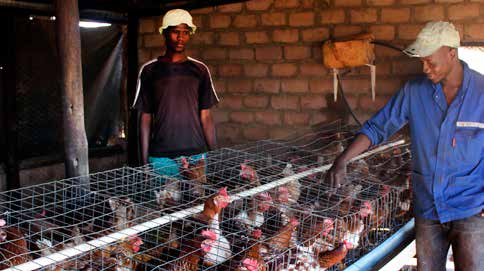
[0,120,412,271]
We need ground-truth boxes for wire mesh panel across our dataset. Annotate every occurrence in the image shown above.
[0,122,412,271]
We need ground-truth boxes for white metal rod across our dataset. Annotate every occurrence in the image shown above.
[4,139,405,271]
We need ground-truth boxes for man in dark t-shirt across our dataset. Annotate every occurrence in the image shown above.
[133,9,219,177]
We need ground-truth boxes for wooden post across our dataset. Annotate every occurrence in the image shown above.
[127,13,140,166]
[55,0,89,181]
[1,14,21,190]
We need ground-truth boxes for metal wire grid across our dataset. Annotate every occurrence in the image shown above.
[0,122,412,271]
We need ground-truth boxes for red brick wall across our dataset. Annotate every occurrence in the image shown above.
[138,0,484,146]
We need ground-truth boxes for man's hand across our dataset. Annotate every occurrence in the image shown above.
[326,158,347,189]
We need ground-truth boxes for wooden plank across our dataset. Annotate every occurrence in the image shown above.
[54,0,89,181]
[1,14,20,190]
[127,13,140,166]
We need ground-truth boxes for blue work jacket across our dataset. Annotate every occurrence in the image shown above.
[360,61,484,223]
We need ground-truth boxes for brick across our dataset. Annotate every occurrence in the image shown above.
[246,0,272,11]
[219,32,240,46]
[234,15,258,28]
[274,0,300,8]
[300,63,327,76]
[271,96,299,110]
[350,8,378,23]
[381,8,410,23]
[284,46,311,60]
[309,79,333,93]
[185,48,200,59]
[255,79,280,94]
[284,112,310,126]
[261,13,287,26]
[217,124,241,142]
[245,31,270,44]
[218,95,242,109]
[244,96,270,108]
[335,0,362,6]
[244,64,269,77]
[219,64,242,77]
[375,46,405,57]
[414,5,444,22]
[448,4,480,20]
[377,79,405,95]
[302,0,315,8]
[230,112,254,124]
[359,95,388,111]
[191,7,214,14]
[217,3,243,12]
[302,28,330,42]
[399,0,431,4]
[191,32,214,45]
[138,49,152,65]
[212,110,229,123]
[367,0,395,5]
[229,48,254,60]
[139,19,154,33]
[227,79,252,93]
[436,0,463,2]
[256,46,283,60]
[340,79,372,93]
[321,9,346,24]
[203,48,227,60]
[289,12,315,27]
[243,127,269,141]
[273,29,299,43]
[213,79,226,93]
[333,25,363,38]
[270,128,294,139]
[301,95,327,109]
[392,59,422,75]
[210,15,231,28]
[144,34,164,47]
[281,79,309,93]
[192,15,203,29]
[272,63,298,77]
[310,113,331,125]
[465,24,484,40]
[398,24,424,40]
[255,112,282,125]
[369,25,395,40]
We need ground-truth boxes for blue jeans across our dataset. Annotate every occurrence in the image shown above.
[148,153,207,179]
[415,213,484,271]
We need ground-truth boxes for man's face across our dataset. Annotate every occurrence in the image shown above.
[164,24,191,53]
[420,46,456,84]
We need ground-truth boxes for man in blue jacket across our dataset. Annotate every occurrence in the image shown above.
[327,21,483,270]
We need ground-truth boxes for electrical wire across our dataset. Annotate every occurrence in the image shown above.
[336,40,405,127]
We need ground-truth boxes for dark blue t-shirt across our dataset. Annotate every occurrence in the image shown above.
[133,57,219,158]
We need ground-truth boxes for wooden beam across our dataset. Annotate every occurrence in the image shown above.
[1,14,20,190]
[126,13,140,166]
[55,0,89,181]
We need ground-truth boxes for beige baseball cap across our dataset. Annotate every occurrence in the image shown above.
[159,9,196,34]
[403,21,460,57]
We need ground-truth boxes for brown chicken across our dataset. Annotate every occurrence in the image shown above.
[230,229,267,271]
[166,229,217,271]
[0,219,32,268]
[317,240,352,269]
[240,161,262,187]
[180,157,207,198]
[266,218,299,252]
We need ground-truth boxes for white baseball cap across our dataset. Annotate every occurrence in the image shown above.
[403,21,460,57]
[159,9,196,34]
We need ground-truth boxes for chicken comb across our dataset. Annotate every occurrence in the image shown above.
[289,218,299,226]
[0,219,5,227]
[323,218,334,227]
[218,187,228,197]
[201,229,217,240]
[257,192,272,201]
[252,229,262,238]
[242,258,259,271]
[278,186,289,193]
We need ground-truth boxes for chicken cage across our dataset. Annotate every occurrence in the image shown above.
[0,120,413,271]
